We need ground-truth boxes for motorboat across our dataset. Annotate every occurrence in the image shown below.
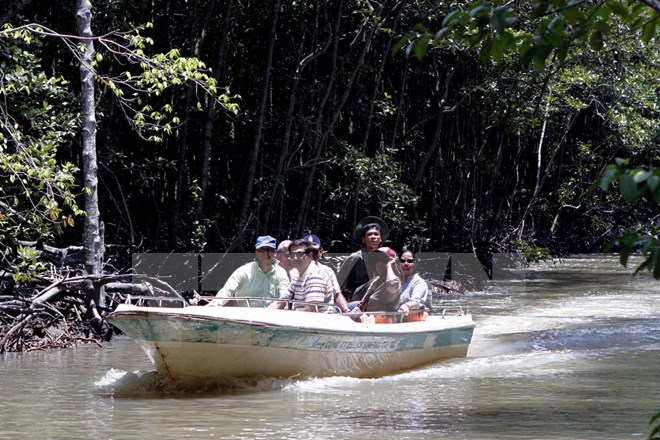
[107,299,475,385]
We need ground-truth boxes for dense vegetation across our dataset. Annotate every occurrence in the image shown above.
[0,1,658,351]
[2,1,658,259]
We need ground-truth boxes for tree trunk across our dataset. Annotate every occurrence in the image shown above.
[169,0,220,249]
[192,0,225,229]
[516,93,578,242]
[348,6,403,238]
[235,0,280,249]
[412,67,455,192]
[297,0,389,233]
[76,0,103,276]
[267,1,332,233]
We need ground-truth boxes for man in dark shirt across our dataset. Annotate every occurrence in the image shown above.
[336,216,389,302]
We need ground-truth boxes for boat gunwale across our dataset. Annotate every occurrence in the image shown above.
[108,306,476,338]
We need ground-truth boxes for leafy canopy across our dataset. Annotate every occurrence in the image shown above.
[396,0,659,70]
[0,28,82,241]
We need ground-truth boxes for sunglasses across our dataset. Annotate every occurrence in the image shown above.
[289,251,307,259]
[399,258,415,263]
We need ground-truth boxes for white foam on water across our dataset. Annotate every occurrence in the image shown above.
[283,375,370,393]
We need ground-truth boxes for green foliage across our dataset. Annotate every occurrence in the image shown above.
[0,28,82,241]
[605,229,660,278]
[600,159,660,279]
[1,0,656,270]
[92,23,240,142]
[1,17,240,260]
[331,146,424,243]
[11,245,47,283]
[518,241,551,263]
[651,411,660,440]
[97,23,240,142]
[600,159,660,204]
[2,23,239,144]
[398,1,660,70]
[406,234,431,253]
[397,1,660,278]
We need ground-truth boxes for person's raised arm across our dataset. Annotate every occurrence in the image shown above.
[385,257,398,281]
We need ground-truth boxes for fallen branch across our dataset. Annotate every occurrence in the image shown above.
[1,273,183,353]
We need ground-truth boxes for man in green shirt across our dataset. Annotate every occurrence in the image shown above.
[208,235,290,307]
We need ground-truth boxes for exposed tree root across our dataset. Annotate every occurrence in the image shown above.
[0,271,183,353]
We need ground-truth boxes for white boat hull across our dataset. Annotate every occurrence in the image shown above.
[108,304,475,384]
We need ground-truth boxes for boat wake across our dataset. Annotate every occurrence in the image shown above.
[94,368,306,396]
[94,368,436,396]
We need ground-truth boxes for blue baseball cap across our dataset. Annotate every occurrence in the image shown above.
[303,234,321,248]
[255,235,277,250]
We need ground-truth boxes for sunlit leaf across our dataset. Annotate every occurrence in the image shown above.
[632,170,649,183]
[392,32,415,55]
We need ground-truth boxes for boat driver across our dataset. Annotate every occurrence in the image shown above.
[336,216,390,302]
